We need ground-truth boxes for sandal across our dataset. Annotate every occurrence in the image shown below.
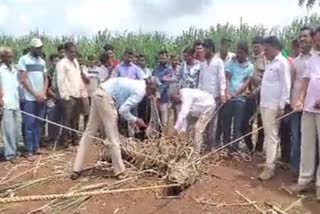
[70,171,81,180]
[115,172,128,180]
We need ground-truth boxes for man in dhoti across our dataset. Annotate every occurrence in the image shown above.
[71,77,160,180]
[170,87,216,156]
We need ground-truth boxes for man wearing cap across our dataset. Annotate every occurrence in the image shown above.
[71,76,160,180]
[19,38,48,161]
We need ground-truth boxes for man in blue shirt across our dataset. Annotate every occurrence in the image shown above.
[71,77,160,180]
[19,38,48,161]
[153,50,172,127]
[222,42,254,153]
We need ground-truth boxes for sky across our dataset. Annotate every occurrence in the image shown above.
[0,0,319,36]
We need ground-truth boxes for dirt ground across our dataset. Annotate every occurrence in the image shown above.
[0,143,319,214]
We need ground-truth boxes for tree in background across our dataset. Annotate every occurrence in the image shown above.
[299,0,319,8]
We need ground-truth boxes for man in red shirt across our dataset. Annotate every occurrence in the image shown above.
[104,43,120,69]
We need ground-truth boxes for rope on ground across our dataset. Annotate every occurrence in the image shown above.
[18,109,171,167]
[0,184,179,204]
[187,110,296,167]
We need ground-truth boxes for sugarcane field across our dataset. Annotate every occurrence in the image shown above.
[1,0,320,213]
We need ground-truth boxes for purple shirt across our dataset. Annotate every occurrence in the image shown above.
[114,62,145,80]
[303,54,320,114]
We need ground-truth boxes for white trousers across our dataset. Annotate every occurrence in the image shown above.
[261,107,280,169]
[73,88,125,175]
[298,112,320,186]
[159,103,169,127]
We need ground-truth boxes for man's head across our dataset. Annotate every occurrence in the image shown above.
[104,43,115,60]
[252,36,264,56]
[99,52,111,67]
[57,44,65,59]
[170,54,179,68]
[123,48,134,65]
[299,26,314,54]
[313,27,320,51]
[291,39,301,57]
[30,38,44,58]
[193,40,204,60]
[64,42,78,61]
[137,54,146,68]
[220,37,232,54]
[87,55,96,68]
[49,53,59,67]
[203,39,215,58]
[236,42,249,63]
[1,47,14,65]
[158,50,168,66]
[183,46,195,64]
[145,76,161,97]
[263,36,282,61]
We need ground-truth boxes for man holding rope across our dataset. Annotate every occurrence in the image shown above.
[170,87,216,157]
[71,77,161,180]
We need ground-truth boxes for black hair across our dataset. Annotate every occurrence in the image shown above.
[57,44,64,52]
[104,43,114,51]
[99,52,110,64]
[237,41,249,54]
[64,42,76,51]
[183,46,195,55]
[49,53,59,61]
[203,38,216,52]
[314,26,320,35]
[263,36,282,50]
[193,40,203,48]
[138,54,145,58]
[158,50,168,56]
[87,55,96,61]
[252,36,264,45]
[300,26,315,37]
[123,48,134,55]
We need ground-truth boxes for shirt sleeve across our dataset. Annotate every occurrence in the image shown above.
[118,94,144,123]
[56,61,68,100]
[279,60,291,109]
[217,60,226,97]
[18,57,26,72]
[174,89,192,132]
[43,60,48,73]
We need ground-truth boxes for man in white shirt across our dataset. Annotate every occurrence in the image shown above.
[57,42,88,147]
[258,36,291,181]
[71,77,160,180]
[170,87,216,156]
[198,39,226,151]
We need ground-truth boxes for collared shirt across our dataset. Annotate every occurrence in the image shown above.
[153,64,172,103]
[174,88,216,133]
[18,53,47,101]
[198,56,226,98]
[100,77,146,122]
[56,57,87,100]
[291,52,313,106]
[260,53,291,110]
[226,60,254,95]
[303,54,320,114]
[249,53,266,95]
[141,67,152,77]
[97,64,113,83]
[0,64,20,109]
[114,62,145,80]
[176,60,201,89]
[216,52,236,65]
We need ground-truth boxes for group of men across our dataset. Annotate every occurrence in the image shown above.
[0,25,320,199]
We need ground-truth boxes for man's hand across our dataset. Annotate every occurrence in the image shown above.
[35,93,46,103]
[294,100,304,112]
[314,100,320,109]
[135,118,148,129]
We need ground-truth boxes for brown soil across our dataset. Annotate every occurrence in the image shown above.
[0,144,319,214]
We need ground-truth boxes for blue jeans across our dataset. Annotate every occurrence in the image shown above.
[289,111,302,173]
[1,109,22,160]
[222,98,246,151]
[22,101,46,154]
